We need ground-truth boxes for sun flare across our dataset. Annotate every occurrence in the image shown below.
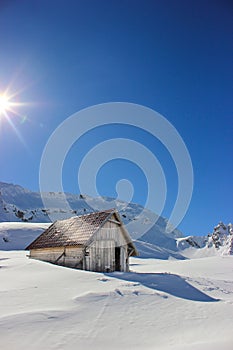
[0,88,29,146]
[0,94,12,115]
[0,89,27,120]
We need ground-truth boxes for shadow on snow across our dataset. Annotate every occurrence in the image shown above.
[108,271,219,302]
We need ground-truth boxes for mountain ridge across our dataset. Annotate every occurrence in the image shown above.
[0,181,232,258]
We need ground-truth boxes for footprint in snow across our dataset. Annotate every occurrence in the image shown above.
[115,289,124,296]
[132,291,140,296]
[98,278,110,282]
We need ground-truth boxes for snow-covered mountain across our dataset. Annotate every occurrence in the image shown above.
[177,222,233,258]
[0,181,232,258]
[0,181,185,258]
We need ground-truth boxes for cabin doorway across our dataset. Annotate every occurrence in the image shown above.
[115,247,121,271]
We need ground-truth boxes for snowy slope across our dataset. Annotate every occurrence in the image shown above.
[0,251,233,350]
[0,181,182,234]
[0,181,184,258]
[0,182,232,258]
[0,222,50,250]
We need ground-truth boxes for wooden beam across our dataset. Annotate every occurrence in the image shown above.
[108,219,121,225]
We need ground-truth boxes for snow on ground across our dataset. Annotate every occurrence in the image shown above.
[0,251,233,350]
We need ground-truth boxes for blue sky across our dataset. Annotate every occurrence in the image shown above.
[0,0,232,235]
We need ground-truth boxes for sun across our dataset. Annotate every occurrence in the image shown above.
[0,94,12,115]
[0,90,27,120]
[0,89,29,145]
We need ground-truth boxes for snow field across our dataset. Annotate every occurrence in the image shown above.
[0,251,233,350]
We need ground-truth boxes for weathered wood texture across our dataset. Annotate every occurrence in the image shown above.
[85,219,128,272]
[30,246,83,268]
[27,210,137,272]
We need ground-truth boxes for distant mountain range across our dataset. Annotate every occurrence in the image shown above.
[0,181,232,258]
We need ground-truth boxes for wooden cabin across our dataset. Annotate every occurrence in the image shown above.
[25,209,138,272]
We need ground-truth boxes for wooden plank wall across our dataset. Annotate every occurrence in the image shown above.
[95,220,127,246]
[87,239,115,272]
[63,247,83,268]
[30,246,83,268]
[30,247,64,262]
[85,219,129,272]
